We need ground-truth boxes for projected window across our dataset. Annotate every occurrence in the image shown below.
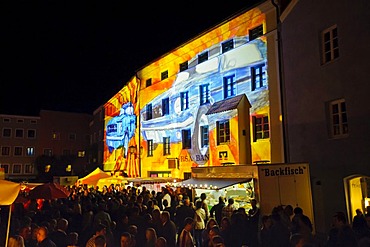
[222,39,234,53]
[146,104,153,120]
[329,99,348,138]
[217,120,230,144]
[163,137,170,155]
[199,84,210,105]
[180,92,189,111]
[249,25,263,41]
[198,52,208,64]
[146,78,152,87]
[251,64,266,91]
[1,146,10,156]
[162,98,170,116]
[26,147,35,156]
[147,140,153,157]
[2,128,11,138]
[201,126,209,147]
[223,75,236,98]
[253,115,269,141]
[180,61,188,72]
[14,147,22,156]
[322,25,339,64]
[182,129,191,149]
[161,70,169,80]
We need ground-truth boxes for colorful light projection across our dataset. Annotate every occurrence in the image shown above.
[103,7,269,177]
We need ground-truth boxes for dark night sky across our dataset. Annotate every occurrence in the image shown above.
[1,0,262,116]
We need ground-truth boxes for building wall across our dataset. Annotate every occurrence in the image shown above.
[280,0,370,234]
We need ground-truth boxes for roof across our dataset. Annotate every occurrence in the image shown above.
[206,94,246,115]
[178,177,252,190]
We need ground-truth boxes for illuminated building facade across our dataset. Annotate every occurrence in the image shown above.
[103,1,284,179]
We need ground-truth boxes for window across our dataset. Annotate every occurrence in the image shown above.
[161,70,169,80]
[253,115,270,141]
[24,164,34,174]
[182,129,191,149]
[322,25,339,64]
[2,128,11,137]
[3,118,10,123]
[249,25,263,41]
[1,146,10,156]
[201,126,209,147]
[52,132,61,140]
[163,137,170,155]
[223,75,236,98]
[251,63,266,91]
[147,140,153,157]
[180,92,189,111]
[199,84,210,105]
[44,149,53,156]
[329,99,348,138]
[15,129,24,138]
[30,119,37,124]
[69,133,76,140]
[198,52,208,64]
[27,129,36,138]
[180,61,188,72]
[222,39,234,53]
[217,120,230,144]
[14,147,23,156]
[12,164,21,174]
[162,98,170,116]
[78,151,85,157]
[1,164,9,173]
[146,104,153,120]
[146,78,152,87]
[63,149,71,156]
[26,147,35,156]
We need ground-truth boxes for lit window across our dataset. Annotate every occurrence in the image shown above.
[217,120,230,145]
[182,129,191,149]
[180,92,189,111]
[249,25,263,41]
[201,126,209,147]
[163,137,170,155]
[199,84,210,105]
[146,104,153,120]
[26,147,35,156]
[2,128,11,138]
[223,75,236,98]
[329,99,348,138]
[78,151,85,157]
[251,64,267,91]
[222,39,234,53]
[162,98,170,116]
[322,25,339,64]
[253,115,270,141]
[147,140,153,157]
[53,132,61,140]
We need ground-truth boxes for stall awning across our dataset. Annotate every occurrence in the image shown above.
[179,177,252,190]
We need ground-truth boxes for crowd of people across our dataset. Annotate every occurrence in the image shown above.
[4,183,370,247]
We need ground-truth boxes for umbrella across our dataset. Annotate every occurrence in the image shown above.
[28,182,70,200]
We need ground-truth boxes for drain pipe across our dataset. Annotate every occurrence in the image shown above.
[271,0,289,163]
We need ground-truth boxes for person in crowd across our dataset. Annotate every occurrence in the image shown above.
[66,232,79,247]
[209,197,225,225]
[352,208,368,239]
[291,206,313,243]
[201,218,218,247]
[49,218,69,247]
[94,235,106,247]
[269,207,291,247]
[221,198,236,220]
[160,211,177,247]
[194,200,206,247]
[120,232,133,247]
[8,234,25,247]
[155,237,168,247]
[197,193,209,224]
[36,226,57,247]
[85,223,107,247]
[178,217,195,247]
[18,225,32,247]
[248,199,261,247]
[175,195,195,240]
[145,227,158,247]
[259,215,272,247]
[325,211,358,247]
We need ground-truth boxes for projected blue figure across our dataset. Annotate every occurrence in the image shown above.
[106,102,136,156]
[140,36,267,165]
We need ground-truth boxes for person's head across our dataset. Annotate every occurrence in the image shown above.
[57,218,68,231]
[218,196,225,204]
[220,217,230,230]
[250,199,257,208]
[155,237,167,247]
[163,199,169,208]
[293,207,303,215]
[356,208,363,215]
[184,217,194,231]
[332,211,347,228]
[120,232,133,247]
[8,235,24,247]
[67,232,79,246]
[161,211,170,224]
[36,226,48,243]
[95,223,107,236]
[228,198,234,205]
[284,205,294,216]
[94,235,106,247]
[290,233,305,247]
[200,193,207,201]
[183,196,190,206]
[206,218,218,230]
[145,227,157,243]
[195,200,202,209]
[128,225,138,236]
[210,235,225,247]
[261,215,272,229]
[18,225,31,241]
[208,225,221,240]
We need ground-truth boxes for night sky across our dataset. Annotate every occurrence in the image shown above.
[1,0,262,116]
